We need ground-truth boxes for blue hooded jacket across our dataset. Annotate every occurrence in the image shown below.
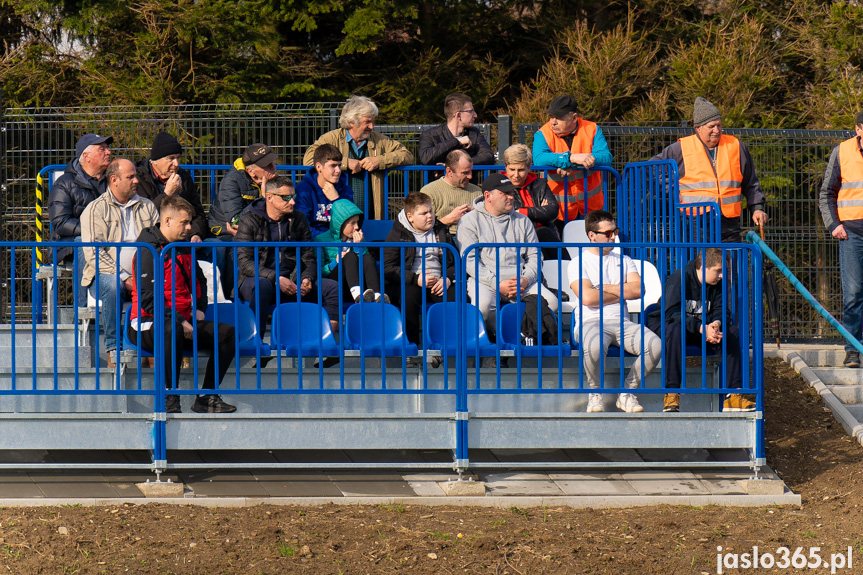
[295,166,354,238]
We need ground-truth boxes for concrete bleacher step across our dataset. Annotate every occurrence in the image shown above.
[788,347,845,368]
[0,324,91,368]
[0,367,124,413]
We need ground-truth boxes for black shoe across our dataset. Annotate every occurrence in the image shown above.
[190,395,236,413]
[844,351,860,368]
[165,395,181,414]
[313,356,340,368]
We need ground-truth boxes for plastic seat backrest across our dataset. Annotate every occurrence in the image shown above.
[425,302,491,350]
[542,260,577,304]
[562,220,589,259]
[626,260,663,315]
[204,302,259,346]
[361,219,395,242]
[345,302,410,349]
[271,302,337,350]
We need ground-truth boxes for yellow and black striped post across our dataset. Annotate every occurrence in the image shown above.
[35,172,44,265]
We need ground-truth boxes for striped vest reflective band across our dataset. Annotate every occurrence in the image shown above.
[837,137,863,222]
[679,134,743,218]
[539,120,603,220]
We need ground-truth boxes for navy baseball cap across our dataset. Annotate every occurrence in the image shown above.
[75,133,113,159]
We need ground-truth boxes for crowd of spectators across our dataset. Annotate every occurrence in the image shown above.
[45,92,767,414]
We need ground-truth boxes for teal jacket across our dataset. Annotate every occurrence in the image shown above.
[315,199,367,274]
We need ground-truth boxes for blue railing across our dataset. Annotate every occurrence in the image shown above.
[8,238,765,472]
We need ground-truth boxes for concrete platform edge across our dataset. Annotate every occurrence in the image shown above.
[778,350,863,446]
[0,493,801,508]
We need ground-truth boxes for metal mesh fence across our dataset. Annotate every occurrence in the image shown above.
[0,103,849,339]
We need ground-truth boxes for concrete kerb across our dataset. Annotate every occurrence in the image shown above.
[773,349,863,447]
[0,494,800,508]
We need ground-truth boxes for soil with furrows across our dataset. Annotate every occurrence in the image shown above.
[1,357,862,574]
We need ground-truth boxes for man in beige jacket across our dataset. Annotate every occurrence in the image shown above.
[303,96,413,219]
[81,158,158,366]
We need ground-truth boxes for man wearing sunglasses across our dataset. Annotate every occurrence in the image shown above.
[234,175,340,335]
[569,210,661,413]
[418,93,495,167]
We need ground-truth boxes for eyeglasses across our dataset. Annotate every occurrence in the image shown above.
[458,109,477,116]
[593,228,619,239]
[270,193,296,202]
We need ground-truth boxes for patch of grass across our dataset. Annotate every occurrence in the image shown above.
[803,531,816,538]
[277,542,296,557]
[509,506,529,517]
[489,519,506,529]
[432,531,452,541]
[381,503,405,513]
[712,529,727,538]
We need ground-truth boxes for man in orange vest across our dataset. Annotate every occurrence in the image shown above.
[819,111,863,368]
[651,97,767,242]
[532,95,612,234]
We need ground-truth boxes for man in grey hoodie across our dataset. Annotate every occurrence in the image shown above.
[458,174,558,338]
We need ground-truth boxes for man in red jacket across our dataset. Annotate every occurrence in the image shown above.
[128,195,237,414]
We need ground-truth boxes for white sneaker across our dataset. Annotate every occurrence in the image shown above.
[586,393,604,413]
[616,393,644,413]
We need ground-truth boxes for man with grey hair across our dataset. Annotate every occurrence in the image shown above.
[303,95,413,219]
[650,97,767,242]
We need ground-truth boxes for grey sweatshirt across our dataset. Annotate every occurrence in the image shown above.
[457,197,539,289]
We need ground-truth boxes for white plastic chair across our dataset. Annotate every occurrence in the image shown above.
[626,259,662,316]
[542,260,576,313]
[562,220,589,259]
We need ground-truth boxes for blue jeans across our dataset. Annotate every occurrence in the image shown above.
[89,274,130,353]
[840,230,863,352]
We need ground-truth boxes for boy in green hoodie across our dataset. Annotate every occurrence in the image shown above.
[316,199,387,303]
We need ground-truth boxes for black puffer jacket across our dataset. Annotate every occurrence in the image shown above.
[135,159,209,240]
[234,198,318,289]
[208,161,259,236]
[383,217,457,287]
[418,124,495,166]
[47,160,107,262]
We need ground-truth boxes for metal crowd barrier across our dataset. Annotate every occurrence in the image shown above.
[1,239,764,474]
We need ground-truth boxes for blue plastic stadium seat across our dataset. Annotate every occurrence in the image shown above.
[361,219,395,242]
[424,302,497,357]
[270,302,340,356]
[499,302,570,357]
[205,302,272,357]
[122,305,154,358]
[344,302,418,356]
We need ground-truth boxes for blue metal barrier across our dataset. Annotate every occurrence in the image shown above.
[6,237,763,473]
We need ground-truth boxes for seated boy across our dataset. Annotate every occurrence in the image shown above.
[384,192,457,344]
[646,248,755,413]
[316,198,387,304]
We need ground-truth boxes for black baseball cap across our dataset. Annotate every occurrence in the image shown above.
[545,95,578,117]
[856,111,863,125]
[75,133,113,158]
[481,173,517,194]
[242,143,278,168]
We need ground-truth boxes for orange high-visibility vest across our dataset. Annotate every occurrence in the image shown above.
[837,137,863,222]
[539,120,603,220]
[678,134,743,218]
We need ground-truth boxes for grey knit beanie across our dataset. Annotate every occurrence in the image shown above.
[693,97,721,127]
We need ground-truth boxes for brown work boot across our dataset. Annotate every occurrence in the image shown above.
[663,393,680,413]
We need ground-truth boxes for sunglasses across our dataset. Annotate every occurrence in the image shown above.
[593,228,619,239]
[270,193,296,202]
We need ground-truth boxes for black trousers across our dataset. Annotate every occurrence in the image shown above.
[389,282,458,344]
[127,318,236,393]
[645,317,741,390]
[328,250,381,298]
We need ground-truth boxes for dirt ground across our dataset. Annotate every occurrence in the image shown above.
[2,358,863,574]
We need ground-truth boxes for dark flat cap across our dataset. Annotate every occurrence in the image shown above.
[545,95,579,117]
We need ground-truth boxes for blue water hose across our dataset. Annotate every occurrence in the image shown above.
[746,231,863,355]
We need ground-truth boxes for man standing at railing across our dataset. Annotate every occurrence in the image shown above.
[819,111,863,369]
[418,93,495,167]
[135,132,209,242]
[303,95,413,220]
[650,97,767,242]
[458,173,557,340]
[532,95,612,233]
[569,210,660,413]
[80,158,158,368]
[47,133,114,295]
[420,149,482,236]
[128,195,237,414]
